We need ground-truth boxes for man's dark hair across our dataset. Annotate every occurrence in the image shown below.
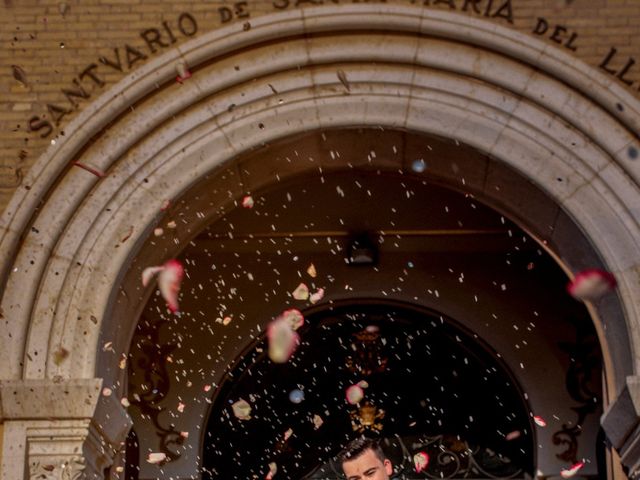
[337,437,386,467]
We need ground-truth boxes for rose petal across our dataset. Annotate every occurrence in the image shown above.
[180,431,189,439]
[266,462,277,480]
[533,415,547,427]
[121,397,130,407]
[142,266,164,287]
[313,414,324,429]
[345,384,364,404]
[102,387,112,397]
[146,452,167,464]
[505,430,521,441]
[204,384,212,392]
[177,402,185,413]
[267,317,299,363]
[281,308,304,331]
[291,283,309,300]
[242,195,254,209]
[232,398,252,420]
[309,288,325,304]
[357,380,369,389]
[222,316,233,326]
[158,259,184,313]
[307,264,317,278]
[413,452,429,473]
[567,269,616,301]
[560,462,584,478]
[53,347,69,366]
[283,428,293,441]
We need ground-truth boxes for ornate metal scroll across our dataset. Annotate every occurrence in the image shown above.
[553,320,601,463]
[128,319,185,461]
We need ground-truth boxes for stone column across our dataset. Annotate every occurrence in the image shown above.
[0,379,131,480]
[602,375,640,479]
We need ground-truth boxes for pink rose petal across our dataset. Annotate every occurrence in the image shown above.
[567,269,616,301]
[158,259,184,313]
[505,430,521,441]
[265,462,277,480]
[309,288,325,304]
[267,317,299,363]
[146,452,167,464]
[281,308,304,331]
[242,195,254,209]
[413,452,429,473]
[533,415,547,427]
[291,283,309,300]
[560,462,584,478]
[345,384,364,404]
[141,266,164,287]
[283,428,293,441]
[177,402,185,413]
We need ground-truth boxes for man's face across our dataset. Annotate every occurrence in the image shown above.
[342,448,393,480]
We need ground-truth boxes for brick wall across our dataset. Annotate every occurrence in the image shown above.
[1,0,639,214]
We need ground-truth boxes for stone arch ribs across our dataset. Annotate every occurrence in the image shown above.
[0,4,640,478]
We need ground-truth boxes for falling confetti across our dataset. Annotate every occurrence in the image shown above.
[11,65,28,86]
[505,430,521,441]
[309,288,325,304]
[413,452,429,473]
[283,428,293,441]
[345,384,364,404]
[242,195,254,209]
[141,259,184,313]
[281,308,304,330]
[232,398,252,420]
[291,283,309,300]
[267,316,299,363]
[53,347,69,366]
[175,59,191,83]
[288,389,304,404]
[73,162,106,178]
[567,269,616,301]
[560,462,584,478]
[533,415,547,427]
[146,452,167,464]
[265,462,277,480]
[313,414,324,429]
[306,263,317,278]
[336,69,350,91]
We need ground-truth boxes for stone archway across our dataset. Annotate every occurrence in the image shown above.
[0,4,639,479]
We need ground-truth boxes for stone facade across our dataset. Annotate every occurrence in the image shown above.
[1,2,639,479]
[1,0,640,213]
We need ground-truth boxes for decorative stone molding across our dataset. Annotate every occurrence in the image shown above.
[29,457,85,480]
[0,379,132,480]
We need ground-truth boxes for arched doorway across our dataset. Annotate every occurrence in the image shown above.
[0,5,638,479]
